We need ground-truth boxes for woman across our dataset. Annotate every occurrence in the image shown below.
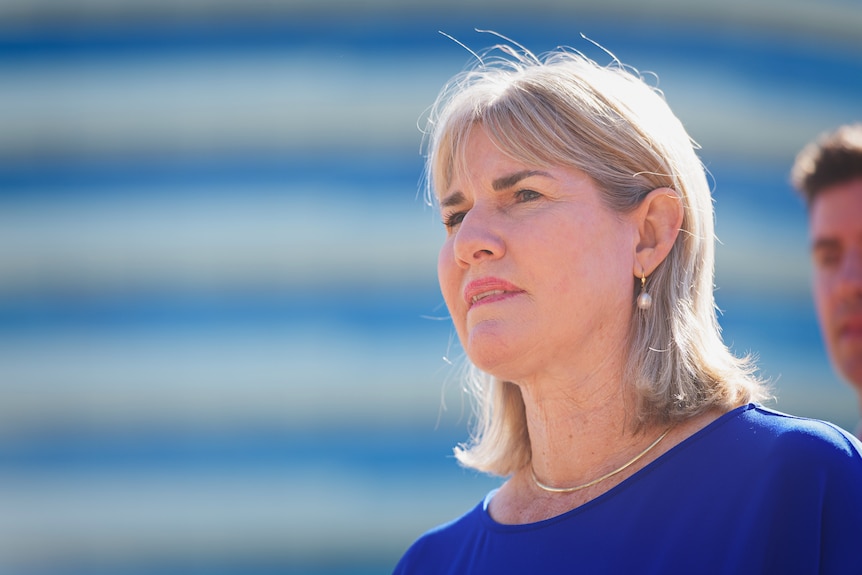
[393,42,862,574]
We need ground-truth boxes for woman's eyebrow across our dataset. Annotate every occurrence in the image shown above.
[439,190,466,208]
[440,170,553,207]
[492,169,553,191]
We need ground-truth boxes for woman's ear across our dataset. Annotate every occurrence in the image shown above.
[633,188,683,276]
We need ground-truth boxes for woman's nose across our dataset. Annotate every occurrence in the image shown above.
[452,207,505,268]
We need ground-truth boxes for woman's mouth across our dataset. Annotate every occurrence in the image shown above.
[464,278,524,309]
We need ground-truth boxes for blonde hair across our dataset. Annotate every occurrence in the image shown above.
[422,44,769,477]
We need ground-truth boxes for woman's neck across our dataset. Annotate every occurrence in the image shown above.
[487,381,725,525]
[519,372,645,492]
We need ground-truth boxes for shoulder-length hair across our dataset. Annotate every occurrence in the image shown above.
[422,43,768,477]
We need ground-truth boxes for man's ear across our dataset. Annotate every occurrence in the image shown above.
[633,188,684,276]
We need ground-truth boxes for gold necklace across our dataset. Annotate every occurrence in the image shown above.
[530,428,671,494]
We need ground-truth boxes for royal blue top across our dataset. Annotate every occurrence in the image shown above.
[393,404,862,574]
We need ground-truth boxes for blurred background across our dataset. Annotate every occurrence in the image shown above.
[0,0,860,573]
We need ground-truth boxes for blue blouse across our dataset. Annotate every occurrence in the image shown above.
[393,404,862,574]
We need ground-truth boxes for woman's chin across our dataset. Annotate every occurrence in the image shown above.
[466,344,528,381]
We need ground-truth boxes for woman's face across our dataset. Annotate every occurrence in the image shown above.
[437,127,639,383]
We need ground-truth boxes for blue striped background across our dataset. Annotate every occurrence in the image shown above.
[1,2,861,573]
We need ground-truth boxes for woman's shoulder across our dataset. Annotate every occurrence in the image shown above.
[741,403,861,450]
[702,403,862,471]
[392,495,489,574]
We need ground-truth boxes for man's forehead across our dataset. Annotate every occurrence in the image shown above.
[811,179,862,234]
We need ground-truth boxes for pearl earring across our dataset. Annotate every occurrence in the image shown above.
[637,270,652,310]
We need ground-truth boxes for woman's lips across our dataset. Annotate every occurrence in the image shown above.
[464,277,524,309]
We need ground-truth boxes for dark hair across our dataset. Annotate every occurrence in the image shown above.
[791,123,862,208]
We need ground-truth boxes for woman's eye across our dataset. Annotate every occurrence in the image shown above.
[443,211,466,229]
[516,189,541,202]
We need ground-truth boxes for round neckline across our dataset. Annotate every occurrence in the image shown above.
[480,402,757,531]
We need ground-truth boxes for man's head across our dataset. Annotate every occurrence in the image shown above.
[792,124,862,399]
